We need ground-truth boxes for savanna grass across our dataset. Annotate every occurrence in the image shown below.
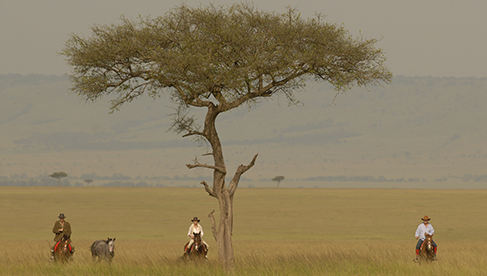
[1,187,487,275]
[2,240,486,275]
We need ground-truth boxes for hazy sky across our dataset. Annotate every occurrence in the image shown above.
[1,0,486,78]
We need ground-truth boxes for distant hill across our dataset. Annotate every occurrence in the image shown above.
[1,74,486,186]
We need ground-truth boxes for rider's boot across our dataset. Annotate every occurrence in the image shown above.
[414,249,419,262]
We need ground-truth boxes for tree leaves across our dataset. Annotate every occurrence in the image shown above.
[61,3,391,117]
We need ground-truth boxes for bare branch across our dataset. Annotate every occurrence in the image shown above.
[208,210,218,240]
[186,163,226,174]
[229,153,258,195]
[201,181,217,198]
[331,90,341,105]
[182,130,205,138]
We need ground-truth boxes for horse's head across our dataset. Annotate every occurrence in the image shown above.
[193,232,202,250]
[424,233,434,251]
[107,237,116,253]
[60,235,70,254]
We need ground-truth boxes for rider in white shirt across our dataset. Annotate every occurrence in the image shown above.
[415,215,437,261]
[186,217,209,255]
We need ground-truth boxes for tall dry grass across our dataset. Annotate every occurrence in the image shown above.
[1,187,487,275]
[1,239,486,275]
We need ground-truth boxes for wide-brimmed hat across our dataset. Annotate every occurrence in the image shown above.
[421,215,431,221]
[58,213,66,219]
[191,217,200,222]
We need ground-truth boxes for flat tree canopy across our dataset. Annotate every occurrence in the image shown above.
[61,3,391,270]
[49,172,68,186]
[272,176,285,187]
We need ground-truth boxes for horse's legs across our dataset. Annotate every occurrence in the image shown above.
[50,246,55,261]
[204,244,208,258]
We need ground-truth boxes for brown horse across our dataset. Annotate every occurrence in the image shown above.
[54,235,72,263]
[419,233,435,262]
[183,232,208,261]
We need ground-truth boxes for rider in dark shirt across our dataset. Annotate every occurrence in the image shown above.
[50,213,75,261]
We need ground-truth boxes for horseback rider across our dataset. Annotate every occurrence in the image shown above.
[50,213,75,261]
[185,217,209,257]
[415,215,437,261]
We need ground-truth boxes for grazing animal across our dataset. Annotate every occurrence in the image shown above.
[183,232,207,260]
[53,234,72,263]
[91,237,116,262]
[419,233,435,262]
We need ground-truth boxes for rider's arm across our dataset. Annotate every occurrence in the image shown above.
[415,224,421,239]
[63,222,72,236]
[188,225,193,237]
[52,222,61,234]
[200,225,204,237]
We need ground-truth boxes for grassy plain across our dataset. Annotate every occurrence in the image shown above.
[1,186,487,275]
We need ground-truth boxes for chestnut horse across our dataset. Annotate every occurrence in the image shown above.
[183,232,207,260]
[53,235,72,263]
[419,233,435,262]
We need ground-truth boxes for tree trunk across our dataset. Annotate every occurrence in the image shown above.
[206,155,257,271]
[188,103,257,271]
[209,187,235,270]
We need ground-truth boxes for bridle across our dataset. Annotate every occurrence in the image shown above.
[193,232,201,251]
[59,235,70,255]
[108,240,115,255]
[62,241,69,254]
[425,238,433,252]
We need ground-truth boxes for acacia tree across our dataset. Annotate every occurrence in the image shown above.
[61,3,391,269]
[50,172,68,186]
[272,176,285,187]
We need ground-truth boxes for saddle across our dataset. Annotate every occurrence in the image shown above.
[185,242,207,252]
